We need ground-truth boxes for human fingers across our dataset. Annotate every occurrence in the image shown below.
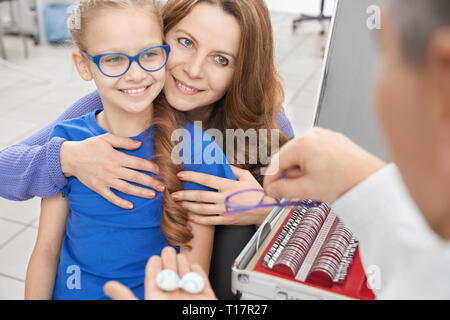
[118,153,161,176]
[160,246,178,272]
[265,176,316,201]
[177,171,232,190]
[176,253,191,279]
[97,187,134,210]
[285,167,303,179]
[110,179,156,201]
[188,213,239,226]
[118,167,165,193]
[145,254,163,299]
[188,204,270,226]
[99,132,143,150]
[171,190,223,204]
[263,138,304,189]
[103,281,138,300]
[229,165,253,181]
[178,201,224,216]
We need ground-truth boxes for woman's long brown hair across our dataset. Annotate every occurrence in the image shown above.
[163,0,291,183]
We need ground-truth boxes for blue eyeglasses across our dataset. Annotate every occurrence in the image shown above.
[224,189,321,215]
[82,44,171,78]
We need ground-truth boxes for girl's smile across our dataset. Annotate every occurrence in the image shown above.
[119,84,153,97]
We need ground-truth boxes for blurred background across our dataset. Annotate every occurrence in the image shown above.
[0,0,334,299]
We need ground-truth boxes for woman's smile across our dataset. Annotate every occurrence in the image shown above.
[173,76,202,95]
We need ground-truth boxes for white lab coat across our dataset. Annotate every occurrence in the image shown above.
[332,164,450,299]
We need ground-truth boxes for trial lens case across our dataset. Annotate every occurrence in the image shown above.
[231,204,375,300]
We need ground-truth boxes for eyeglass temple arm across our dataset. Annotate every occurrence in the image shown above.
[81,50,93,61]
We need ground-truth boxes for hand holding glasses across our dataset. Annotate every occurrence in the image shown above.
[224,189,321,216]
[82,44,171,77]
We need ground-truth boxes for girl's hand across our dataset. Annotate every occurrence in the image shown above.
[59,133,165,209]
[171,166,273,227]
[103,247,217,300]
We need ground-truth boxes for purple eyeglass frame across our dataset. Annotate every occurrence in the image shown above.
[223,189,321,216]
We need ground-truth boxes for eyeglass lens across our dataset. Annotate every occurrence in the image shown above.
[99,47,167,76]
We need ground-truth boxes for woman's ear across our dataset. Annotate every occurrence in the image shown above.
[72,50,93,81]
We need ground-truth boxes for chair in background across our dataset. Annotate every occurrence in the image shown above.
[0,0,51,84]
[292,0,331,35]
[0,0,38,59]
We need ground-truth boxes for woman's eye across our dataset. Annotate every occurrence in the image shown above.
[179,38,193,48]
[215,55,229,66]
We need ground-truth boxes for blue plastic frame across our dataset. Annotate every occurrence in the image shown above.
[82,44,171,78]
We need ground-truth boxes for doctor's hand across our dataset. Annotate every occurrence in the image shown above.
[59,133,164,209]
[172,166,273,227]
[263,128,386,204]
[103,247,217,300]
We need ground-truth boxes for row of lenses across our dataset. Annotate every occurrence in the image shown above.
[262,203,358,287]
[308,221,353,287]
[263,205,307,269]
[272,203,331,277]
[333,236,359,283]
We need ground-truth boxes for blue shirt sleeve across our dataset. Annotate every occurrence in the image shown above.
[0,90,102,200]
[47,121,76,142]
[277,110,294,181]
[181,123,237,192]
[277,109,295,138]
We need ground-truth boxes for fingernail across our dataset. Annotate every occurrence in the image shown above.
[188,215,194,221]
[148,191,156,198]
[177,172,184,179]
[157,185,165,192]
[127,203,133,210]
[171,193,179,200]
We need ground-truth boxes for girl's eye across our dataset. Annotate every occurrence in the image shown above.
[179,38,193,48]
[143,52,157,58]
[215,55,229,66]
[104,55,124,63]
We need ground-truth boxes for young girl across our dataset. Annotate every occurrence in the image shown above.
[25,0,235,300]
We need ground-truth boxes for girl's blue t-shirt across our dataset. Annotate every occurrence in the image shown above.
[48,109,236,300]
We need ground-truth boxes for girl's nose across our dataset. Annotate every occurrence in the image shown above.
[124,61,147,82]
